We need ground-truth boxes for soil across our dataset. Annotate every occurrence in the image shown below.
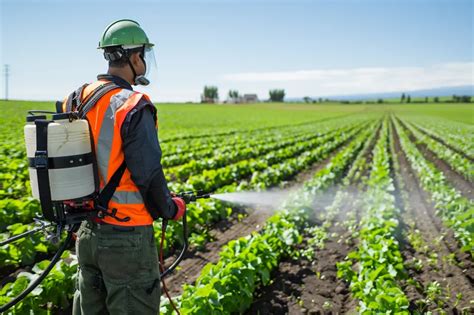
[411,123,474,162]
[392,121,474,313]
[245,123,383,315]
[163,207,272,295]
[245,198,358,315]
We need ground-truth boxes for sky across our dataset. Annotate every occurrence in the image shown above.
[0,0,473,102]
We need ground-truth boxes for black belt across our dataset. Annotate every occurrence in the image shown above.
[85,219,136,232]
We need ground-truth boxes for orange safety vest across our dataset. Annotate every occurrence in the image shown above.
[62,80,156,226]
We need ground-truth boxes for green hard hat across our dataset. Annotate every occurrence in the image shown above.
[98,19,154,49]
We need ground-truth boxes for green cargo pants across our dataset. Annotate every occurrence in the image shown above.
[72,220,161,315]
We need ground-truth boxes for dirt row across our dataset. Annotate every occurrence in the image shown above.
[245,190,360,315]
[245,123,383,314]
[391,119,474,313]
[163,207,272,295]
[244,118,473,314]
[163,136,352,296]
[409,121,474,162]
[396,117,473,199]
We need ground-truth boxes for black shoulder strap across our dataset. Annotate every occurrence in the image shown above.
[72,84,88,111]
[62,82,120,118]
[65,84,88,113]
[96,161,130,222]
[78,82,120,118]
[65,92,74,113]
[55,101,63,113]
[97,161,127,208]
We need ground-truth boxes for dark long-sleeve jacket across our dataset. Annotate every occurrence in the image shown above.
[98,74,177,220]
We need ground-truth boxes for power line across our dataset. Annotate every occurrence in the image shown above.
[4,64,9,101]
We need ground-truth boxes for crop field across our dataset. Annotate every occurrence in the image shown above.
[0,100,473,314]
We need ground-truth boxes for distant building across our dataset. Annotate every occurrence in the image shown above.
[243,94,259,103]
[225,97,239,104]
[226,94,259,104]
[201,95,218,103]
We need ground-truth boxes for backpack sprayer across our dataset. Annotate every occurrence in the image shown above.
[0,107,211,312]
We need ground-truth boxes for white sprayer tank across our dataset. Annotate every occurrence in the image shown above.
[24,115,96,201]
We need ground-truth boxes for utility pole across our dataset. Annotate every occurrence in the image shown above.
[4,64,9,101]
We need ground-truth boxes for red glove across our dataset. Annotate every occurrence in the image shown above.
[172,197,186,220]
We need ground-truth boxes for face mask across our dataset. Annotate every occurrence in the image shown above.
[134,46,156,86]
[134,74,150,86]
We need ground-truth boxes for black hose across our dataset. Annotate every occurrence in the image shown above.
[161,210,188,279]
[0,224,50,246]
[0,230,74,313]
[27,110,57,116]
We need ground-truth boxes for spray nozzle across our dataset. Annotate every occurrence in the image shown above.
[176,191,212,204]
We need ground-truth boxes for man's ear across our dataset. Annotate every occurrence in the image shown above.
[130,52,141,67]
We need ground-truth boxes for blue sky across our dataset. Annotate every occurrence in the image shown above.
[1,0,472,101]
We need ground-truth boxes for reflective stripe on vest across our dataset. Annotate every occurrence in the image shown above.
[96,89,134,183]
[111,190,144,204]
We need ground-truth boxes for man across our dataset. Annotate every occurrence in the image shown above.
[70,19,186,314]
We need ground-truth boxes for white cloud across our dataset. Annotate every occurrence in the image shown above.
[140,85,203,103]
[220,62,474,97]
[10,62,473,102]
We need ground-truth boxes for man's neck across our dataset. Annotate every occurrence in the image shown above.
[107,67,134,85]
[97,74,133,90]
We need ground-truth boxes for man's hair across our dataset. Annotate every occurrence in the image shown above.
[104,46,143,68]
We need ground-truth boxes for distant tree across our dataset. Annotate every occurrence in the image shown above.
[451,95,472,103]
[303,96,312,103]
[425,96,429,103]
[228,90,239,99]
[434,96,439,103]
[269,89,285,102]
[407,95,411,103]
[202,86,219,103]
[401,93,406,103]
[461,95,471,103]
[318,97,323,103]
[377,98,384,104]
